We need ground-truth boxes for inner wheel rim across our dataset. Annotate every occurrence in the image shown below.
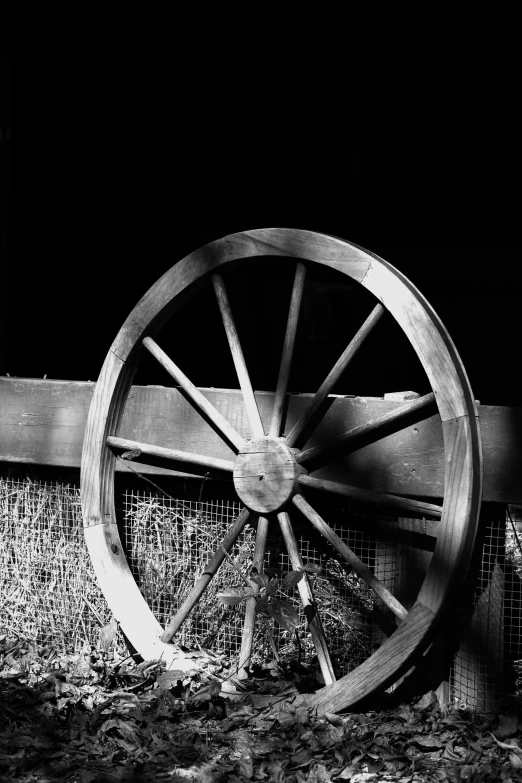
[80,228,482,714]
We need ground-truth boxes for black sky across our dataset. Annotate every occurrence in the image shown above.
[3,81,522,406]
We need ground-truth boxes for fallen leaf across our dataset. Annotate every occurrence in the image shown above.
[190,679,222,702]
[413,690,438,711]
[237,755,254,779]
[156,670,185,690]
[410,734,443,751]
[324,711,344,728]
[496,713,519,739]
[510,753,522,768]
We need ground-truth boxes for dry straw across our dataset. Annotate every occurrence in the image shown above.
[0,472,383,675]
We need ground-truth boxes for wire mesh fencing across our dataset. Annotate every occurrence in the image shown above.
[0,474,114,653]
[1,468,522,708]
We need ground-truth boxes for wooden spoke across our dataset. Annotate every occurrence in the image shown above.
[298,474,443,518]
[277,511,336,685]
[161,508,251,643]
[212,274,265,438]
[285,303,385,448]
[107,435,235,474]
[142,336,245,453]
[297,392,437,469]
[269,263,306,437]
[292,494,408,621]
[237,515,270,677]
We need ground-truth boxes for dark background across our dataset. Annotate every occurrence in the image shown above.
[2,68,521,405]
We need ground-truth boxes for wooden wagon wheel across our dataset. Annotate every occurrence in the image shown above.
[81,229,482,714]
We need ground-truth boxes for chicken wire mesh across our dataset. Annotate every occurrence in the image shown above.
[0,473,114,653]
[1,468,522,708]
[118,487,395,678]
[449,505,522,711]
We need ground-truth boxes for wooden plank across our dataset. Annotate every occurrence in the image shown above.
[142,336,246,452]
[1,376,521,502]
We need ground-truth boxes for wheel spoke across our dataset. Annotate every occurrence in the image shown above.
[285,303,385,448]
[269,263,306,437]
[212,274,265,438]
[143,336,245,452]
[107,435,235,474]
[277,511,336,685]
[298,474,443,518]
[292,494,408,621]
[161,508,251,643]
[296,392,437,469]
[238,515,270,677]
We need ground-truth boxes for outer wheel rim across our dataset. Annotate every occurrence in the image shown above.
[80,228,482,714]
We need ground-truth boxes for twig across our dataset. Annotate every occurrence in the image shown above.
[219,546,252,590]
[507,507,522,559]
[82,594,105,626]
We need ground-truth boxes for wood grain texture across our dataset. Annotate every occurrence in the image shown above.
[277,511,336,685]
[143,337,245,452]
[305,601,435,714]
[233,438,301,514]
[285,304,385,448]
[84,522,189,669]
[238,514,269,677]
[417,415,482,615]
[106,435,235,474]
[212,274,265,438]
[110,238,228,363]
[296,392,437,468]
[362,260,477,422]
[77,228,482,712]
[161,508,251,643]
[292,494,408,620]
[269,262,306,437]
[297,474,443,518]
[1,379,515,501]
[225,229,372,281]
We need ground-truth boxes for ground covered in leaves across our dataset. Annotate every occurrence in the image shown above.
[1,636,522,782]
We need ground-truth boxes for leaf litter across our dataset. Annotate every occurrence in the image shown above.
[1,633,522,782]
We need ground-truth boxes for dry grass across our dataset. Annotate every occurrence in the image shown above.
[0,476,114,653]
[0,474,384,675]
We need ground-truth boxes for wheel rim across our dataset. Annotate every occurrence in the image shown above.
[81,228,482,713]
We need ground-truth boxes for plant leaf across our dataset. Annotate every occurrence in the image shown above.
[216,588,246,606]
[283,570,306,589]
[249,571,270,589]
[256,595,270,614]
[269,600,299,632]
[266,577,279,595]
[303,562,322,574]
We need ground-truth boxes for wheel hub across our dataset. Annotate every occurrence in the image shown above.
[233,437,301,514]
